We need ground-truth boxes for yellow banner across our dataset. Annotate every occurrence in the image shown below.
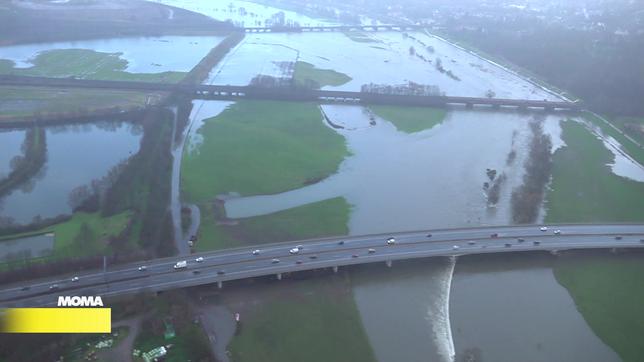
[1,308,111,333]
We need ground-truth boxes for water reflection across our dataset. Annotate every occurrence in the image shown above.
[0,130,26,178]
[0,121,142,224]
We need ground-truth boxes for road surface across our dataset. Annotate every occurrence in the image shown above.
[1,224,643,307]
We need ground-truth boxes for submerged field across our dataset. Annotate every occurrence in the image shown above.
[0,49,186,83]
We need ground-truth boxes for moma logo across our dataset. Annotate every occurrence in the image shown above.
[57,296,104,307]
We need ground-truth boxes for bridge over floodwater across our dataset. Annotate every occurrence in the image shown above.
[0,75,580,112]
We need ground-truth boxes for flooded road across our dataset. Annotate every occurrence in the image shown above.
[0,122,141,224]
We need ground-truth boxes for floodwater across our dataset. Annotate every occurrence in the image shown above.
[147,0,335,27]
[0,35,224,75]
[0,122,141,224]
[0,130,25,179]
[205,31,560,100]
[450,254,619,362]
[222,105,602,361]
[0,233,54,261]
[225,105,554,231]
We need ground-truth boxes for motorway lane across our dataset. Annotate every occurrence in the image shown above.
[2,224,644,306]
[5,233,644,307]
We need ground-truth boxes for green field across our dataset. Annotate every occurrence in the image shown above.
[182,100,349,202]
[546,120,644,361]
[293,61,352,89]
[583,112,644,166]
[228,275,376,362]
[0,86,154,119]
[0,211,132,260]
[544,120,644,223]
[369,105,448,133]
[196,197,351,251]
[0,49,185,83]
[554,254,644,362]
[343,32,381,43]
[181,100,350,251]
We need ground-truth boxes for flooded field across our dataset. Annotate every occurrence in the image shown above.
[0,35,224,75]
[0,122,141,224]
[206,31,560,100]
[147,0,335,27]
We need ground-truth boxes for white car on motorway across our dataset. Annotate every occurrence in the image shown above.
[195,257,204,262]
[386,237,396,245]
[138,266,147,271]
[554,229,561,235]
[540,226,548,232]
[289,247,300,254]
[252,249,261,255]
[71,276,79,282]
[452,245,460,250]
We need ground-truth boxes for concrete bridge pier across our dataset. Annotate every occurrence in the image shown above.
[386,260,393,268]
[217,281,223,289]
[333,266,339,273]
[277,273,282,280]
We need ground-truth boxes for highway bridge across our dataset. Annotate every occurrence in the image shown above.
[1,224,643,307]
[0,75,580,111]
[242,24,426,33]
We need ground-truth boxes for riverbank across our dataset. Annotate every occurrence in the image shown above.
[553,252,644,362]
[545,120,644,360]
[224,273,375,362]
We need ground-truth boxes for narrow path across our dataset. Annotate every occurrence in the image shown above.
[96,315,143,362]
[195,302,236,362]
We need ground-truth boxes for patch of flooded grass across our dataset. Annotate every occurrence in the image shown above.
[369,104,447,133]
[293,61,352,89]
[0,49,185,83]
